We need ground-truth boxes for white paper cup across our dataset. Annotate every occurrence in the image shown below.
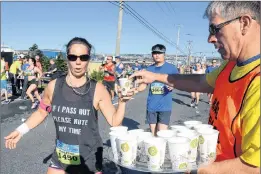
[168,137,190,171]
[137,132,153,142]
[170,125,190,133]
[157,130,176,140]
[118,78,131,95]
[117,134,138,166]
[128,129,145,160]
[194,124,213,132]
[109,131,128,162]
[197,128,219,164]
[110,126,128,132]
[177,129,199,162]
[128,129,145,135]
[136,132,153,162]
[144,137,166,171]
[184,120,202,129]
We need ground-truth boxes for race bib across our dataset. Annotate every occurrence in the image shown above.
[56,140,80,165]
[151,83,164,95]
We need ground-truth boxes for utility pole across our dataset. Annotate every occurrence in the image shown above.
[115,0,123,57]
[187,40,193,66]
[175,24,182,65]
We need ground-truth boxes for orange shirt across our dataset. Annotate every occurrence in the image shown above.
[103,64,115,81]
[209,61,260,161]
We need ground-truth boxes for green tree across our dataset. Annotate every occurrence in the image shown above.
[55,53,68,72]
[28,43,43,58]
[90,70,104,82]
[29,44,38,52]
[40,56,50,72]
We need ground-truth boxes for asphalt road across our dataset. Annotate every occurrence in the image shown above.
[1,89,210,174]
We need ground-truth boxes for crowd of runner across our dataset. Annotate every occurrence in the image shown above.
[1,55,59,108]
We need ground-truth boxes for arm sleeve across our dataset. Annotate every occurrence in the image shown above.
[206,61,228,88]
[240,76,260,167]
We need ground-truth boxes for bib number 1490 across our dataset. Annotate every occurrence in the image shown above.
[56,149,80,165]
[56,140,81,165]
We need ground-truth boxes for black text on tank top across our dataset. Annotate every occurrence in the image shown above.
[50,76,102,171]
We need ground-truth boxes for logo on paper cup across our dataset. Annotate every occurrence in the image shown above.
[148,146,158,156]
[190,138,198,148]
[125,81,130,88]
[121,143,130,152]
[199,135,205,144]
[178,162,188,170]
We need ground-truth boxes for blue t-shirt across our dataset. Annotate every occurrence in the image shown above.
[132,65,142,71]
[205,66,218,73]
[21,63,29,71]
[146,62,179,112]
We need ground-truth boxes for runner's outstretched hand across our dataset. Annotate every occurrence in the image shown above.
[4,130,22,149]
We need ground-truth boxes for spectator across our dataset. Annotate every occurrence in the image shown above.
[1,57,10,104]
[124,64,133,78]
[9,57,22,96]
[44,59,57,80]
[141,60,147,69]
[132,61,141,71]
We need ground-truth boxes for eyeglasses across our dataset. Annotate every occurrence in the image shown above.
[209,16,256,35]
[67,54,90,61]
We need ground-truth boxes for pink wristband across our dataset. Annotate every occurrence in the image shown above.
[39,100,52,113]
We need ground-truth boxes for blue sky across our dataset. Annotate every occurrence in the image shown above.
[1,1,219,57]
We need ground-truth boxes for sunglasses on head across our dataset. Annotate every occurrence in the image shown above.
[67,54,90,61]
[209,16,256,35]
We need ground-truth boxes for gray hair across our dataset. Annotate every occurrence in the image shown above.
[203,1,260,23]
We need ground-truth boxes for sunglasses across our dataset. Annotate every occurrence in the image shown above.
[209,16,256,35]
[67,54,90,61]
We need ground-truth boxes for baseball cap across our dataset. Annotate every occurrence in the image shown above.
[151,44,166,53]
[212,59,217,63]
[115,56,121,59]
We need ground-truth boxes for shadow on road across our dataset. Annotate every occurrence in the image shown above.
[122,118,140,130]
[172,98,191,107]
[176,92,191,99]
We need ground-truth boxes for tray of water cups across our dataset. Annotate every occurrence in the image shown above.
[109,120,219,173]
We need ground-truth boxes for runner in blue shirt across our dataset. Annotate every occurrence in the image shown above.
[132,61,142,72]
[136,44,179,135]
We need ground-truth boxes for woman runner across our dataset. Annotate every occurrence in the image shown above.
[5,37,135,174]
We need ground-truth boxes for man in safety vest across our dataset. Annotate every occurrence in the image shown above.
[130,1,260,173]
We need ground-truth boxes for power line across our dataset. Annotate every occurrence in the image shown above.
[164,2,173,15]
[168,2,176,15]
[110,2,186,54]
[156,2,175,28]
